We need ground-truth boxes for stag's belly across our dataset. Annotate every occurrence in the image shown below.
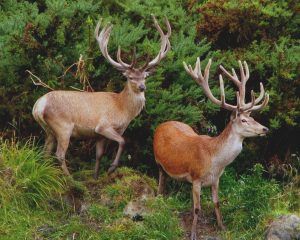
[71,119,129,139]
[71,124,98,139]
[160,161,225,186]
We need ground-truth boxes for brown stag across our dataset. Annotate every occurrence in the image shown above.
[153,58,269,240]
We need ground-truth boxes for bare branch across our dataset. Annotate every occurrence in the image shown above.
[59,54,94,92]
[27,70,54,91]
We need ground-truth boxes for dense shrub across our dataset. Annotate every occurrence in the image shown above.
[196,0,298,48]
[0,0,299,176]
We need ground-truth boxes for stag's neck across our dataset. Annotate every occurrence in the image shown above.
[211,122,244,169]
[119,82,145,120]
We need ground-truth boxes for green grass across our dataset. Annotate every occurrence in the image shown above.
[218,164,299,240]
[0,139,65,208]
[0,141,183,240]
[0,140,298,240]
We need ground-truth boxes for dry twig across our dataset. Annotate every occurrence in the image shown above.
[60,54,94,92]
[26,70,54,91]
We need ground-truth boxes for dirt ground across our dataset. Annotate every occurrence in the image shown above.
[180,211,221,240]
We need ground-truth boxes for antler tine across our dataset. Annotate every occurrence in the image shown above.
[244,61,250,80]
[141,53,151,70]
[183,60,198,82]
[236,91,241,111]
[130,46,137,67]
[219,62,254,111]
[94,19,102,39]
[219,65,240,87]
[117,46,131,68]
[221,60,269,112]
[95,19,129,70]
[255,82,265,104]
[238,60,250,105]
[145,15,171,70]
[242,82,265,109]
[98,23,112,51]
[238,60,245,82]
[184,58,237,112]
[164,16,172,37]
[249,93,269,112]
[152,14,164,37]
[194,57,203,80]
[219,74,239,111]
[242,90,256,111]
[204,58,211,82]
[219,74,225,105]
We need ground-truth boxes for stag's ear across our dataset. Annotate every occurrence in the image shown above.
[144,72,150,77]
[144,70,153,77]
[146,67,157,75]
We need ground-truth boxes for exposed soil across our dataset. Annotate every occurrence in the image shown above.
[180,211,221,240]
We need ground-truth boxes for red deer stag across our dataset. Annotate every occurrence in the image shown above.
[33,16,171,178]
[153,58,269,240]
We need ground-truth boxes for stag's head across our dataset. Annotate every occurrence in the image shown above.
[95,15,171,93]
[183,58,270,138]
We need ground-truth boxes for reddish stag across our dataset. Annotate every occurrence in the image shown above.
[153,58,269,240]
[33,16,171,178]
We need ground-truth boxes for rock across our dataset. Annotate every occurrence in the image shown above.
[36,224,56,237]
[265,215,300,240]
[79,202,90,214]
[123,200,148,221]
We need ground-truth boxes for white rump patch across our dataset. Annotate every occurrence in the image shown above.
[33,96,47,126]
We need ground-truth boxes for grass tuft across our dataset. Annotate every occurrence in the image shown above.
[0,139,65,208]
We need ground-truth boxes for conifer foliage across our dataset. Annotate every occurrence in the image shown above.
[0,0,299,172]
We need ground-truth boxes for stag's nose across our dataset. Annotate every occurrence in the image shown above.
[139,84,146,92]
[262,127,269,133]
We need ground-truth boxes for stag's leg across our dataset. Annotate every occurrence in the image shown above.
[212,181,225,230]
[55,134,71,176]
[44,133,56,156]
[95,127,125,174]
[94,138,107,179]
[158,165,167,195]
[191,180,201,240]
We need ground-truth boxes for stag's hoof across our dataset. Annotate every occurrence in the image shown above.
[107,164,118,175]
[61,165,71,176]
[93,172,99,180]
[219,224,226,231]
[190,231,197,240]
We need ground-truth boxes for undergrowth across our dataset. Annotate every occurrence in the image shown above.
[0,140,298,240]
[0,139,65,208]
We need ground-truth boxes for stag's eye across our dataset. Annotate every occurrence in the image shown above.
[241,119,247,123]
